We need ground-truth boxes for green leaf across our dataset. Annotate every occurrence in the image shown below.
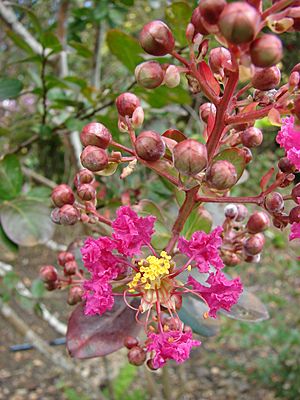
[0,224,18,261]
[0,79,23,100]
[69,41,93,58]
[0,155,23,200]
[7,31,35,54]
[31,279,45,298]
[106,29,143,72]
[151,220,171,250]
[3,271,19,290]
[135,199,166,224]
[8,4,42,34]
[165,2,193,47]
[25,186,52,201]
[0,199,55,246]
[40,32,63,53]
[214,148,246,181]
[182,206,213,239]
[135,84,191,107]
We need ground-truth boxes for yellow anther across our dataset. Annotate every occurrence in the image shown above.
[187,265,192,271]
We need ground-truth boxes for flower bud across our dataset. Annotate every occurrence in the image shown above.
[289,71,300,90]
[64,261,77,276]
[45,281,58,291]
[59,204,79,226]
[139,20,175,56]
[39,265,58,283]
[80,145,108,172]
[206,160,237,190]
[186,23,195,42]
[199,102,216,123]
[67,286,83,305]
[209,47,232,74]
[74,169,94,188]
[127,346,146,366]
[199,0,226,25]
[124,336,139,349]
[80,122,112,149]
[135,131,165,161]
[135,61,164,89]
[147,359,159,371]
[241,127,263,148]
[278,157,295,173]
[242,147,253,164]
[224,204,238,219]
[77,183,96,201]
[222,252,241,266]
[236,204,248,222]
[273,215,289,229]
[244,253,261,263]
[191,7,209,35]
[51,208,61,224]
[173,139,208,176]
[247,211,270,233]
[58,251,75,267]
[279,173,295,188]
[289,206,300,223]
[252,66,281,91]
[115,93,141,118]
[250,34,283,68]
[164,65,181,88]
[132,106,144,129]
[51,184,75,208]
[264,192,284,213]
[218,2,261,44]
[292,183,300,203]
[244,233,265,255]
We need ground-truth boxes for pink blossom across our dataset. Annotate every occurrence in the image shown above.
[178,226,224,272]
[188,271,243,318]
[276,116,300,170]
[146,330,201,368]
[83,278,114,316]
[112,206,156,256]
[289,222,300,241]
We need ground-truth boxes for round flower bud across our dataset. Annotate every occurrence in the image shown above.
[135,61,164,89]
[244,253,261,263]
[236,204,248,222]
[80,122,112,149]
[242,147,253,164]
[51,184,75,208]
[241,127,263,148]
[222,252,241,267]
[199,0,226,25]
[59,204,79,226]
[264,192,284,213]
[127,346,146,366]
[252,66,281,91]
[224,204,238,219]
[164,65,181,88]
[58,251,75,267]
[51,208,61,224]
[77,183,96,201]
[74,169,94,188]
[135,131,165,161]
[39,265,58,283]
[173,139,208,176]
[147,359,159,371]
[67,286,83,306]
[132,106,145,129]
[218,2,261,44]
[115,93,141,118]
[80,145,108,172]
[247,211,270,233]
[250,34,283,68]
[191,7,209,35]
[292,183,300,203]
[139,20,175,56]
[64,261,77,276]
[199,102,216,123]
[124,336,139,350]
[273,216,289,229]
[209,47,232,74]
[244,233,265,255]
[289,206,300,223]
[278,157,295,173]
[206,160,237,190]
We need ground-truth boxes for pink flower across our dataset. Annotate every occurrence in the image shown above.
[112,206,156,256]
[289,222,300,241]
[276,116,300,170]
[146,330,201,368]
[83,277,114,316]
[188,271,243,318]
[178,226,224,272]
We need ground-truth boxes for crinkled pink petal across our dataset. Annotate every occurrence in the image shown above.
[83,278,114,316]
[178,226,224,272]
[112,206,156,257]
[276,116,300,170]
[188,271,243,318]
[289,222,300,241]
[146,330,201,368]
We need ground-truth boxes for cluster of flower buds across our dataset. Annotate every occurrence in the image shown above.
[39,251,83,305]
[115,92,144,132]
[135,61,181,90]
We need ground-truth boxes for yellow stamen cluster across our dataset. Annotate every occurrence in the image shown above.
[128,251,172,292]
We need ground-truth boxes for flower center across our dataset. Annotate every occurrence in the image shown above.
[128,251,172,291]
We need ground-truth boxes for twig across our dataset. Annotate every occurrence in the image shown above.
[22,166,57,189]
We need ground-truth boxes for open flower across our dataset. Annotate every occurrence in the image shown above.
[276,116,300,171]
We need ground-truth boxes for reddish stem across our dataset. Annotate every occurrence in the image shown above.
[225,105,274,126]
[110,140,135,155]
[262,0,295,19]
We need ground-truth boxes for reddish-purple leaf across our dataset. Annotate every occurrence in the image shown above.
[162,128,187,143]
[67,298,142,359]
[198,61,220,96]
[260,167,275,191]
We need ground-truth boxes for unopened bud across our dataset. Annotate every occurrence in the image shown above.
[147,359,159,370]
[199,0,226,25]
[64,261,77,276]
[247,211,270,233]
[124,336,139,349]
[289,71,300,90]
[244,233,265,255]
[51,208,61,224]
[58,251,75,267]
[209,47,232,74]
[279,173,295,188]
[222,252,241,266]
[135,61,164,89]
[67,286,83,305]
[51,184,75,208]
[292,183,300,203]
[186,23,195,42]
[139,20,175,56]
[132,106,144,129]
[80,122,112,149]
[127,346,146,366]
[115,93,141,118]
[241,127,263,148]
[199,102,216,123]
[40,265,58,283]
[77,184,96,201]
[242,147,253,164]
[164,65,180,88]
[206,160,237,190]
[173,139,208,176]
[250,34,283,67]
[135,131,165,161]
[252,66,281,91]
[278,157,295,173]
[218,2,261,44]
[80,145,108,172]
[59,204,79,226]
[236,204,248,222]
[289,206,300,223]
[244,253,261,263]
[224,204,238,219]
[45,281,58,291]
[264,192,284,213]
[74,169,94,188]
[191,7,209,35]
